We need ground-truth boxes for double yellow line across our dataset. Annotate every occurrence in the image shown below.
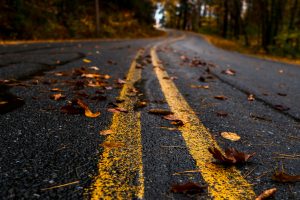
[90,38,256,199]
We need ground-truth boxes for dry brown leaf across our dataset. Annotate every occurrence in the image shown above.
[100,129,114,136]
[103,74,111,79]
[255,188,277,200]
[76,99,100,118]
[220,132,241,141]
[50,88,63,92]
[274,105,290,111]
[216,111,228,117]
[277,93,287,96]
[89,66,99,71]
[117,78,126,84]
[81,73,101,78]
[190,84,210,89]
[61,104,82,115]
[171,182,206,194]
[50,93,66,101]
[0,101,8,105]
[214,95,228,100]
[208,147,255,165]
[108,107,128,113]
[248,94,255,101]
[135,101,147,109]
[148,109,173,116]
[272,171,300,183]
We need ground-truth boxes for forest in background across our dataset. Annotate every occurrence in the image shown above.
[0,0,158,40]
[160,0,300,58]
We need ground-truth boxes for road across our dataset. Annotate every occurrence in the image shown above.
[0,30,299,199]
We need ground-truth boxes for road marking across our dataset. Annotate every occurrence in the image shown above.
[90,49,145,200]
[151,45,256,199]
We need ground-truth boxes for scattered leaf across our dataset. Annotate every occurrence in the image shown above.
[61,104,82,115]
[248,94,255,101]
[274,105,290,111]
[221,132,241,141]
[216,111,228,117]
[83,58,92,63]
[159,126,178,131]
[100,129,114,136]
[103,74,111,79]
[107,60,117,65]
[148,109,174,116]
[255,188,277,200]
[277,93,287,96]
[50,88,63,92]
[89,66,99,71]
[250,114,272,122]
[0,101,8,105]
[135,101,147,109]
[50,93,66,101]
[76,99,100,118]
[108,107,128,113]
[272,171,300,183]
[214,95,228,100]
[105,86,113,90]
[171,182,206,194]
[117,78,126,84]
[81,73,101,78]
[222,69,236,76]
[208,147,255,165]
[190,84,210,89]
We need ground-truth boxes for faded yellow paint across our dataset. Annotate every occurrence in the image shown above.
[90,49,145,200]
[151,46,256,200]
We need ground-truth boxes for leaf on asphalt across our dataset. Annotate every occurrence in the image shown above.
[134,101,147,109]
[108,107,128,113]
[103,74,111,79]
[90,95,107,101]
[0,101,8,105]
[170,182,206,194]
[105,86,113,90]
[274,105,290,111]
[160,126,178,131]
[221,132,241,141]
[76,99,100,118]
[117,78,126,84]
[61,104,82,115]
[87,81,107,88]
[99,129,114,136]
[50,88,64,92]
[148,109,174,116]
[101,142,124,148]
[277,93,287,96]
[255,188,277,200]
[248,94,255,101]
[50,93,66,101]
[190,84,210,89]
[89,66,99,71]
[250,114,272,122]
[216,111,228,117]
[180,55,189,62]
[54,72,68,76]
[214,95,228,100]
[272,171,300,183]
[82,58,92,63]
[208,147,255,165]
[222,69,236,76]
[163,114,178,121]
[107,60,117,65]
[199,75,215,82]
[81,73,101,78]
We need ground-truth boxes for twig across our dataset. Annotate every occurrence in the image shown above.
[41,181,79,191]
[243,166,258,178]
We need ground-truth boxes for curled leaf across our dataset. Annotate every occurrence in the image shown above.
[214,95,228,100]
[190,84,210,89]
[83,58,92,63]
[208,147,255,165]
[171,182,206,194]
[248,94,255,101]
[108,107,128,113]
[76,99,100,118]
[255,188,277,200]
[222,69,236,76]
[100,129,114,136]
[272,171,300,183]
[50,93,66,101]
[216,111,228,117]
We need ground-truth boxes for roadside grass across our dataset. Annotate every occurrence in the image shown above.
[200,33,300,66]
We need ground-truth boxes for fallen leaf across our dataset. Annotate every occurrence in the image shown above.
[222,69,236,76]
[255,188,277,200]
[248,94,255,101]
[50,88,63,92]
[103,74,111,79]
[105,86,113,90]
[159,126,177,131]
[107,60,117,65]
[81,73,101,78]
[101,142,124,148]
[117,78,126,84]
[190,84,210,89]
[272,171,300,183]
[208,147,255,165]
[148,109,174,116]
[214,95,228,100]
[100,129,114,136]
[61,104,82,115]
[250,114,272,122]
[171,182,206,194]
[76,99,100,118]
[89,66,99,71]
[0,101,8,105]
[54,72,68,76]
[134,101,147,109]
[50,93,66,101]
[277,93,287,96]
[108,107,128,113]
[83,58,92,63]
[216,111,228,117]
[274,105,290,111]
[221,132,241,141]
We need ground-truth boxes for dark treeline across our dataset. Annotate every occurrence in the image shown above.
[0,0,156,40]
[162,0,300,57]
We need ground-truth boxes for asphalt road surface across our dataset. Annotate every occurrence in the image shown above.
[0,30,299,199]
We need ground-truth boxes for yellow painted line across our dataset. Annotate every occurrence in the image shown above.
[151,46,256,199]
[90,49,145,199]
